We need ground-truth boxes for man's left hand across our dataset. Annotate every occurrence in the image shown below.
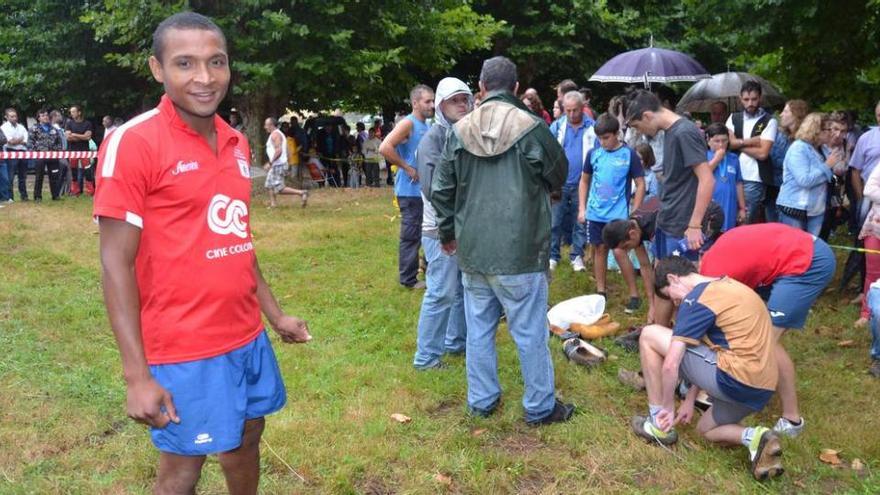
[685,226,703,251]
[442,240,457,255]
[273,315,312,344]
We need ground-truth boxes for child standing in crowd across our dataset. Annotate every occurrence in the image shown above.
[362,127,382,187]
[635,143,659,198]
[578,113,646,311]
[705,123,746,231]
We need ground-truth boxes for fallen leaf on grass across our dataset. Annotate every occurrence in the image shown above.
[434,473,452,486]
[471,428,487,437]
[851,458,865,471]
[819,449,841,465]
[837,340,855,347]
[390,413,412,423]
[793,480,806,489]
[608,354,619,361]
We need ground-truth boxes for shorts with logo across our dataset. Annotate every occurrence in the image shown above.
[761,238,836,329]
[264,162,288,193]
[585,220,608,246]
[653,228,700,262]
[679,345,755,425]
[149,330,286,456]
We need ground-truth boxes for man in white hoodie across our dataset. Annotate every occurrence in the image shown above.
[412,78,473,370]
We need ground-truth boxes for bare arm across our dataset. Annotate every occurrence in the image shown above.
[254,259,311,343]
[99,217,179,428]
[577,172,591,224]
[686,162,715,249]
[378,119,417,181]
[634,245,655,322]
[265,131,283,167]
[740,139,772,161]
[736,182,747,223]
[655,340,688,431]
[631,176,646,213]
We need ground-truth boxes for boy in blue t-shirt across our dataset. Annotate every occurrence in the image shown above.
[705,123,746,231]
[577,113,646,310]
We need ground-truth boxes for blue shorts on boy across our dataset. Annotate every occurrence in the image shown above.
[149,331,287,456]
[709,151,742,232]
[583,145,644,226]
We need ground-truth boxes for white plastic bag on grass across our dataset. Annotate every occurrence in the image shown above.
[547,295,606,330]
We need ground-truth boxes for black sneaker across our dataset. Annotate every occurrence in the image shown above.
[469,398,500,418]
[870,360,880,378]
[614,326,642,352]
[624,297,641,314]
[526,399,575,426]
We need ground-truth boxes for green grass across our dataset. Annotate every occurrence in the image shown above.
[1,187,879,494]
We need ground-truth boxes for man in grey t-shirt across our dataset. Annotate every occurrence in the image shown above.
[625,90,714,327]
[625,90,714,260]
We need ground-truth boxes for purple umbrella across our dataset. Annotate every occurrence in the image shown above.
[589,41,710,87]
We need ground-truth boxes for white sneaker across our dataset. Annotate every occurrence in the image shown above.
[549,259,558,271]
[571,256,586,272]
[772,416,804,437]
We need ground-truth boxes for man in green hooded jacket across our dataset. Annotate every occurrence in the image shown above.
[431,56,573,425]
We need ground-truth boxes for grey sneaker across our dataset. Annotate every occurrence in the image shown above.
[630,415,678,446]
[549,259,558,271]
[772,416,804,438]
[571,256,586,272]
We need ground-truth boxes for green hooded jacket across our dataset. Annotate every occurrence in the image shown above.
[431,90,567,275]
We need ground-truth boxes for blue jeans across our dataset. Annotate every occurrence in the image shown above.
[413,236,467,369]
[0,161,9,201]
[743,181,765,224]
[778,210,823,237]
[551,184,585,261]
[461,271,556,422]
[868,286,880,361]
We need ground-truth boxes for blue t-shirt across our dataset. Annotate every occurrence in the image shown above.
[709,150,742,231]
[562,122,590,186]
[394,114,430,197]
[583,145,644,222]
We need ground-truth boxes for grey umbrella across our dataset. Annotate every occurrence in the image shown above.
[676,72,786,113]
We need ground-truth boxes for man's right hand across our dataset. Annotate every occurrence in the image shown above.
[126,377,179,428]
[404,165,419,182]
[577,210,586,224]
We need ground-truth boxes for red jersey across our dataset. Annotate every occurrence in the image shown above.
[94,95,263,365]
[700,223,814,289]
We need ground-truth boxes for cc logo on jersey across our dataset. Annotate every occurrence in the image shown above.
[207,194,248,239]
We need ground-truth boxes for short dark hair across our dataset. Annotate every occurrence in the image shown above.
[356,122,365,131]
[69,104,82,113]
[740,80,762,96]
[705,122,728,139]
[409,84,433,104]
[557,79,578,94]
[37,107,50,116]
[594,113,619,136]
[579,87,593,100]
[602,219,636,249]
[480,56,517,93]
[152,12,226,62]
[654,256,697,298]
[624,90,661,122]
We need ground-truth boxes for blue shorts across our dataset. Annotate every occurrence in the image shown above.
[149,331,286,456]
[653,228,700,262]
[764,238,836,329]
[585,220,607,246]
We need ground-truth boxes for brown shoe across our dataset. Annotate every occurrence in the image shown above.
[749,428,784,481]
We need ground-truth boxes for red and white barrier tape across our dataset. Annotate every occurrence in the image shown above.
[0,151,97,159]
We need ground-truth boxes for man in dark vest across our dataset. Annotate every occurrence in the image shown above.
[726,80,778,224]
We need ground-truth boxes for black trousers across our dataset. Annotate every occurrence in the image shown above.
[364,162,380,186]
[34,159,61,200]
[6,158,28,200]
[398,196,423,287]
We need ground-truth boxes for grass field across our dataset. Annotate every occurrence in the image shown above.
[1,186,879,494]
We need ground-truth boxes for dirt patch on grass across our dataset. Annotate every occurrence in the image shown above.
[356,475,396,495]
[514,471,555,494]
[492,432,545,455]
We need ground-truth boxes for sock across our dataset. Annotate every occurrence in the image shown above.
[787,417,802,426]
[648,404,663,426]
[741,427,756,448]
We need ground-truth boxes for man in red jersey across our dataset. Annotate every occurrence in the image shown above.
[94,12,310,494]
[700,223,835,439]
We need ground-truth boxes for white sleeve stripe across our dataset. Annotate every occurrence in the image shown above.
[125,211,144,228]
[102,109,161,178]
